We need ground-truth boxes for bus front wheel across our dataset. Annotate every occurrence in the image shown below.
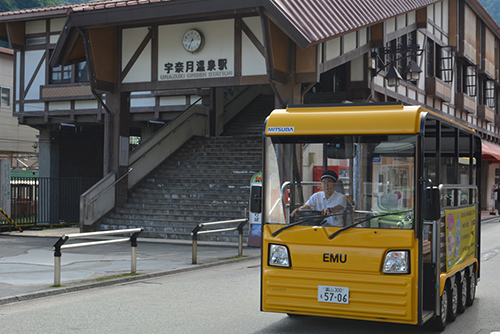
[434,285,448,331]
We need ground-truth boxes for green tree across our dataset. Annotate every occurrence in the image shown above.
[0,0,15,12]
[480,0,500,26]
[0,0,66,11]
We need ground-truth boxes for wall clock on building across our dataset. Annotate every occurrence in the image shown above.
[182,29,204,53]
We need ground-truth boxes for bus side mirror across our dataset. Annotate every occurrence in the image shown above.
[423,187,440,220]
[250,185,262,214]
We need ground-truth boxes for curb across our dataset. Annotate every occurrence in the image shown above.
[0,254,260,306]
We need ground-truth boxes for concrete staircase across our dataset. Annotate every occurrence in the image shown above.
[101,94,273,242]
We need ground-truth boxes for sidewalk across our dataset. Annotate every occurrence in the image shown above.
[482,209,500,223]
[0,227,261,305]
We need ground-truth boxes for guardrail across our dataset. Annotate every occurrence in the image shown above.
[191,215,248,264]
[52,228,143,286]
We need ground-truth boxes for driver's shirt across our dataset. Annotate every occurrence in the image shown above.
[305,191,347,226]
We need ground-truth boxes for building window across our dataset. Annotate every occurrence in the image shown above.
[397,35,407,74]
[51,65,72,84]
[76,62,88,82]
[50,61,89,84]
[463,65,477,97]
[484,79,495,109]
[426,39,435,78]
[386,40,396,66]
[440,46,453,83]
[1,87,10,107]
[25,36,46,45]
[426,39,453,83]
[458,64,477,97]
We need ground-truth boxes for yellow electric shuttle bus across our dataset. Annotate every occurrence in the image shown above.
[260,103,480,330]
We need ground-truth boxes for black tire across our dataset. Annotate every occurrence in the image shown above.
[286,313,303,317]
[448,280,458,322]
[434,285,448,331]
[466,271,476,306]
[457,275,467,314]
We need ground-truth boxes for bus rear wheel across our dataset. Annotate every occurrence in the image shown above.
[457,275,467,314]
[466,271,476,306]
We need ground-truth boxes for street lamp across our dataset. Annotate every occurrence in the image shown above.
[403,59,422,81]
[385,64,403,87]
[370,44,423,87]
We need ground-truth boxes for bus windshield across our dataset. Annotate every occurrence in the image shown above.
[264,134,416,229]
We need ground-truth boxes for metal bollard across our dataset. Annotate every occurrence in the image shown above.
[130,231,141,274]
[131,246,137,274]
[192,239,198,264]
[54,255,61,286]
[238,233,243,256]
[53,235,68,286]
[52,229,142,286]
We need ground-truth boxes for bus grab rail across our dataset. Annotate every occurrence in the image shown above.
[191,212,248,264]
[52,228,143,286]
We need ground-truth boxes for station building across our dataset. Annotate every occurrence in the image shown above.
[1,0,500,236]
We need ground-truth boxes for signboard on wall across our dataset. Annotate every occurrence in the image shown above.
[0,159,11,220]
[158,21,235,81]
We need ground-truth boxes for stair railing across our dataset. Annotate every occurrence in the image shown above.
[128,97,206,189]
[80,97,207,228]
[80,169,134,228]
[219,85,273,134]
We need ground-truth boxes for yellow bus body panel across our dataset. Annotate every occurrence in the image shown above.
[262,224,419,324]
[264,104,471,136]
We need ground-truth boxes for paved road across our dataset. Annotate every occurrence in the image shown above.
[0,250,499,334]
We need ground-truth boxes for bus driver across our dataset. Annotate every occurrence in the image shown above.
[290,170,347,226]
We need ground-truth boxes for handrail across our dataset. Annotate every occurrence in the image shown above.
[52,228,143,286]
[127,99,207,190]
[129,97,203,165]
[191,212,248,264]
[85,168,133,209]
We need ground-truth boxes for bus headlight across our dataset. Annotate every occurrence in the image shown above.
[383,250,409,274]
[269,244,291,267]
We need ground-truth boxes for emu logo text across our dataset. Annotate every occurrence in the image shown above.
[323,253,347,263]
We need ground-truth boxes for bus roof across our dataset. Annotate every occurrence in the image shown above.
[264,104,471,136]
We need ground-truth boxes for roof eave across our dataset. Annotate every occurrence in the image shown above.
[0,9,69,23]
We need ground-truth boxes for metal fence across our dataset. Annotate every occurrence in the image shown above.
[4,177,99,228]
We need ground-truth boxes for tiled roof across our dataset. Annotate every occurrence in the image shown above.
[269,0,442,45]
[2,0,500,48]
[0,0,173,18]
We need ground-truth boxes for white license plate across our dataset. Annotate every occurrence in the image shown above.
[318,285,349,304]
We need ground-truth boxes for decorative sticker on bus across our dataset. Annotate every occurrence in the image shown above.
[267,127,294,133]
[444,206,476,272]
